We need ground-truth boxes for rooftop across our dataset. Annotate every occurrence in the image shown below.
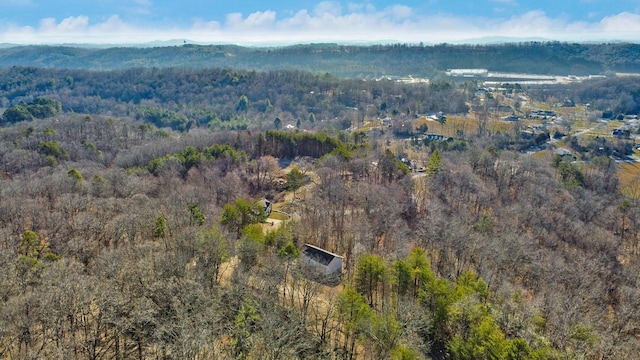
[302,244,342,266]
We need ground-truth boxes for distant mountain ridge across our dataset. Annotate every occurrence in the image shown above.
[0,42,639,78]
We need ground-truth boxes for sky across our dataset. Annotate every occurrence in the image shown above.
[1,0,639,45]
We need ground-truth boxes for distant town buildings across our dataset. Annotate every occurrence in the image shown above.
[446,69,489,77]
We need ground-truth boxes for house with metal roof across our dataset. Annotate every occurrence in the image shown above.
[301,243,343,276]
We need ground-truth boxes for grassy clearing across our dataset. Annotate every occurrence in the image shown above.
[619,162,640,186]
[415,115,516,138]
[584,130,610,139]
[268,212,290,221]
[531,150,549,160]
[359,119,383,132]
[489,120,515,133]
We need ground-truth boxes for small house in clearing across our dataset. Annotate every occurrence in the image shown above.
[257,199,272,217]
[301,244,343,276]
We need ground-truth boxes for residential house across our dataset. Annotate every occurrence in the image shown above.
[258,199,272,217]
[301,244,343,276]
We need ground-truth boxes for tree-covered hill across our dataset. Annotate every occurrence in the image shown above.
[2,41,640,358]
[3,65,640,133]
[0,111,637,358]
[0,66,470,131]
[1,42,640,78]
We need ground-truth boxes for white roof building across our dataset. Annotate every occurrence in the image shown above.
[446,69,489,77]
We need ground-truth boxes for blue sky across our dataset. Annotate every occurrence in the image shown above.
[1,0,639,45]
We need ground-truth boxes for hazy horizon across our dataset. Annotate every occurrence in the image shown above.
[1,0,639,46]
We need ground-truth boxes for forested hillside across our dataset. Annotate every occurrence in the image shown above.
[2,65,640,129]
[0,110,637,359]
[530,76,640,115]
[1,51,640,359]
[0,66,470,131]
[1,42,640,77]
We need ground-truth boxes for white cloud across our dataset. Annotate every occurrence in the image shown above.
[314,1,342,17]
[93,15,129,32]
[0,4,639,45]
[499,10,565,34]
[225,11,278,29]
[1,15,142,44]
[598,12,640,32]
[492,10,640,42]
[388,5,412,20]
[58,16,90,31]
[37,16,90,33]
[225,13,243,27]
[192,19,221,32]
[243,10,277,28]
[347,2,376,13]
[279,10,312,28]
